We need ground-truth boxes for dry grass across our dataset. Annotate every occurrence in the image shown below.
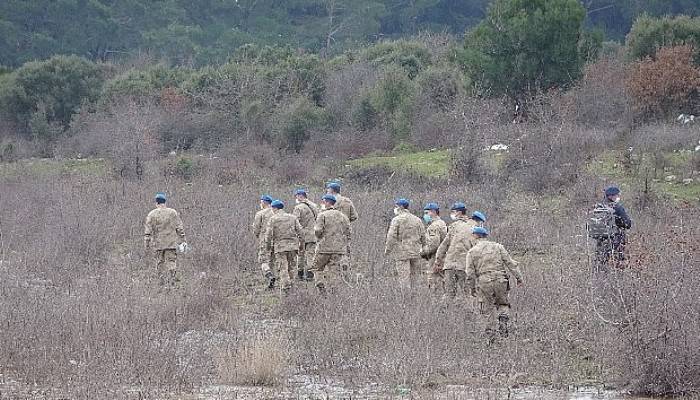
[215,333,290,386]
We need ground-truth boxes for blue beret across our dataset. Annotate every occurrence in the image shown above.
[295,189,307,196]
[326,182,342,192]
[395,198,410,208]
[260,195,274,203]
[155,192,167,201]
[473,226,489,236]
[604,186,620,197]
[271,200,284,209]
[423,202,439,211]
[321,194,337,204]
[472,211,486,222]
[451,202,467,212]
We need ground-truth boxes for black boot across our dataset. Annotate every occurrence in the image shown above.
[304,270,314,281]
[498,314,509,338]
[297,270,305,281]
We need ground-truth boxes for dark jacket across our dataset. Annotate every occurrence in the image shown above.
[604,198,632,230]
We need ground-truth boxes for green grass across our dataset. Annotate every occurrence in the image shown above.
[347,149,452,177]
[0,158,108,179]
[590,150,700,203]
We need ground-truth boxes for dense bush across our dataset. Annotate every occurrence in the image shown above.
[627,15,700,61]
[627,45,700,118]
[0,55,104,132]
[461,0,588,99]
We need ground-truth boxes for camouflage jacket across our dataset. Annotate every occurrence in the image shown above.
[265,211,304,254]
[435,217,478,271]
[253,207,274,245]
[385,210,426,260]
[466,239,523,285]
[314,207,351,254]
[335,194,358,223]
[144,207,186,251]
[293,200,320,243]
[422,218,448,261]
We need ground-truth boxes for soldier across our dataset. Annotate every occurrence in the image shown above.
[144,192,187,287]
[293,189,319,281]
[434,203,481,301]
[265,200,305,293]
[594,186,633,269]
[466,227,523,338]
[311,194,351,294]
[384,198,426,289]
[252,194,276,289]
[420,203,448,293]
[326,181,358,223]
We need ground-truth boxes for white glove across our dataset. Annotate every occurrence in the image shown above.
[177,242,192,254]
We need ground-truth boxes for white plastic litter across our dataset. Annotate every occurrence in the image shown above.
[177,242,192,254]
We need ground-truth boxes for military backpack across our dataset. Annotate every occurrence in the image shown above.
[586,203,617,240]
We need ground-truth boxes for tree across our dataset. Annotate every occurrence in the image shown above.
[0,55,104,133]
[460,0,588,100]
[627,15,700,61]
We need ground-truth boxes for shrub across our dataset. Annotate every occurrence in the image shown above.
[627,15,700,61]
[352,96,378,132]
[0,55,104,132]
[362,40,432,79]
[281,98,330,153]
[370,67,417,140]
[461,0,588,100]
[103,65,193,100]
[417,66,461,111]
[216,333,289,386]
[627,45,700,118]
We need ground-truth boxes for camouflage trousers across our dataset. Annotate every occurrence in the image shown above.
[258,245,275,277]
[297,242,317,275]
[274,251,297,290]
[476,280,511,337]
[426,257,444,294]
[395,258,423,289]
[154,249,180,287]
[311,253,345,290]
[595,233,627,272]
[443,269,469,299]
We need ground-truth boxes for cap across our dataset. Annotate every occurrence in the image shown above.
[451,202,467,212]
[271,200,284,209]
[604,186,620,197]
[321,194,337,204]
[395,198,409,208]
[261,194,274,203]
[294,189,307,196]
[326,182,342,192]
[471,211,486,222]
[423,202,439,211]
[473,226,489,236]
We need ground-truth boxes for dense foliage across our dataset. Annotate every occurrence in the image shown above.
[2,0,700,67]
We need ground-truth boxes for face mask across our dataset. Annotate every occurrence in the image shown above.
[423,214,432,224]
[259,203,265,210]
[614,196,621,203]
[295,199,301,204]
[393,207,400,216]
[450,213,458,221]
[320,204,327,210]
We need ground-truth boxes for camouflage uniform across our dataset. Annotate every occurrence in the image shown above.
[422,218,448,292]
[144,206,186,286]
[435,217,478,299]
[265,211,304,291]
[312,207,351,292]
[252,207,275,274]
[466,239,523,336]
[293,199,320,278]
[334,194,358,223]
[385,209,426,289]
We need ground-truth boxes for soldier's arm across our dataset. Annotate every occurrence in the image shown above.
[314,214,325,239]
[349,201,358,222]
[253,212,262,238]
[465,251,477,293]
[175,211,186,242]
[614,204,632,229]
[384,218,398,255]
[144,213,152,249]
[295,219,304,248]
[344,218,352,254]
[264,221,274,251]
[418,222,426,248]
[293,205,302,220]
[500,244,523,284]
[435,231,451,264]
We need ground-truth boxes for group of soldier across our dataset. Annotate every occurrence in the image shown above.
[143,182,632,339]
[252,181,523,337]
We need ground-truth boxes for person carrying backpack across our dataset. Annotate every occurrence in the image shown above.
[587,186,632,270]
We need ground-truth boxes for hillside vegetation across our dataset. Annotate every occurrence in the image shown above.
[0,1,700,399]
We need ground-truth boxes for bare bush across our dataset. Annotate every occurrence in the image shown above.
[216,333,290,386]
